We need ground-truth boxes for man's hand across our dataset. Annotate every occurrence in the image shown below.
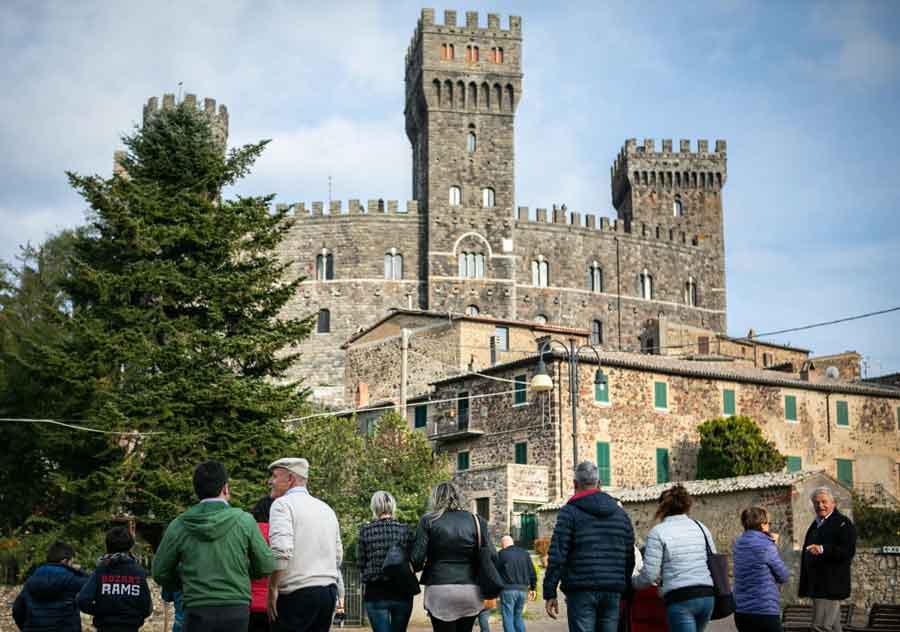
[336,597,345,613]
[806,544,824,556]
[528,590,536,601]
[545,598,559,619]
[267,585,279,622]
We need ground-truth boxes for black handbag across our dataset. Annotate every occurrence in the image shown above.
[381,531,421,596]
[472,512,505,600]
[692,519,735,620]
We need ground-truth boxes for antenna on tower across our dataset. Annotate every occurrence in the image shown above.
[176,81,183,103]
[328,175,333,207]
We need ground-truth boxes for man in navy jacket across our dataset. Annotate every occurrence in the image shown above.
[543,461,635,632]
[12,541,89,632]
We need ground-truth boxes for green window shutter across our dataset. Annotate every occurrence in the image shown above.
[654,381,668,409]
[836,459,853,486]
[514,442,527,465]
[656,448,670,484]
[595,381,609,403]
[457,452,469,471]
[514,374,527,405]
[786,456,802,472]
[784,395,797,421]
[723,389,736,416]
[596,442,611,486]
[836,400,849,427]
[414,405,427,429]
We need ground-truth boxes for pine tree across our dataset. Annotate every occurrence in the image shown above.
[4,102,310,564]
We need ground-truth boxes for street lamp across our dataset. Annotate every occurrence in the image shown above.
[530,338,607,467]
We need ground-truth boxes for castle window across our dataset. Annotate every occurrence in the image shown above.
[467,131,476,153]
[534,314,548,324]
[673,196,684,217]
[458,252,485,278]
[449,44,454,59]
[639,269,653,299]
[316,251,334,281]
[531,257,549,287]
[433,79,441,106]
[493,47,504,64]
[591,320,603,345]
[449,186,461,206]
[466,46,479,62]
[465,305,480,316]
[316,309,330,334]
[482,187,495,208]
[441,44,448,60]
[473,46,479,62]
[588,261,603,292]
[384,249,403,280]
[685,276,697,306]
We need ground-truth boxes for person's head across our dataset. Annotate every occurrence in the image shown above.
[810,486,836,519]
[105,526,134,554]
[46,540,75,564]
[655,484,693,520]
[740,506,770,533]
[193,460,229,500]
[252,495,275,523]
[574,461,600,492]
[500,535,514,549]
[370,490,397,519]
[429,481,465,523]
[267,458,309,499]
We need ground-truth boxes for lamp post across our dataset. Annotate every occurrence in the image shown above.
[530,337,607,468]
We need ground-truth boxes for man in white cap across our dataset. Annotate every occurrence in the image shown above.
[266,457,343,632]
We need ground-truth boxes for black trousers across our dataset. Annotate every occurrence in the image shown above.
[248,611,271,632]
[734,612,783,632]
[429,614,478,632]
[184,605,250,632]
[275,584,337,632]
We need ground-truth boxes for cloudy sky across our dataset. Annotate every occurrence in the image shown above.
[2,1,899,374]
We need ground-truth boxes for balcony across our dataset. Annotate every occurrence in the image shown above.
[428,416,484,442]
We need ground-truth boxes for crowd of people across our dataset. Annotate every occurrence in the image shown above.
[11,458,856,632]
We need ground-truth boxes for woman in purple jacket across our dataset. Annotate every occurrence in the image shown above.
[732,507,790,632]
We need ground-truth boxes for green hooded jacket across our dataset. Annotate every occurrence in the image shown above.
[152,501,275,608]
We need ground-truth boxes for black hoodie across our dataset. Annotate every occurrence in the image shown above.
[542,489,635,600]
[12,562,88,632]
[76,553,152,632]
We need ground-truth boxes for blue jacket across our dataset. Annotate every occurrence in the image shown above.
[12,563,89,632]
[76,553,153,631]
[542,489,635,599]
[732,530,789,615]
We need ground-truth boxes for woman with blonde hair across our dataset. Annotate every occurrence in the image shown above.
[732,506,789,632]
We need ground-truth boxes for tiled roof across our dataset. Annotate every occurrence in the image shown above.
[537,469,834,511]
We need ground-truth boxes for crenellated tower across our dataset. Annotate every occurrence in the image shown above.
[404,9,523,316]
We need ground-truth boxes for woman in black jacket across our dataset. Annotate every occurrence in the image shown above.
[358,491,416,632]
[412,481,490,632]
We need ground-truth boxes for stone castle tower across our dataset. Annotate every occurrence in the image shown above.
[129,9,729,406]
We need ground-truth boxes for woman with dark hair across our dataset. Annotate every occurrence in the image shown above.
[411,481,490,632]
[633,485,715,632]
[732,507,789,632]
[249,495,274,632]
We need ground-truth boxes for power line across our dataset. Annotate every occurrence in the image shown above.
[0,418,164,436]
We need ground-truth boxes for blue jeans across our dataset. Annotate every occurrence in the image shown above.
[365,598,414,632]
[478,607,492,632]
[665,596,715,632]
[500,590,527,632]
[564,591,620,632]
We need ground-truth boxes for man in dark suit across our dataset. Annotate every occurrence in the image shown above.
[799,486,857,632]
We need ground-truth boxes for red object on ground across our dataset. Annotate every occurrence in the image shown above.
[250,522,270,613]
[630,586,668,632]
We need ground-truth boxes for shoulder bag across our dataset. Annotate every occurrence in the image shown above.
[472,512,505,600]
[692,519,734,620]
[380,525,421,596]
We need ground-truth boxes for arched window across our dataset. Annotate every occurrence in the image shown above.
[534,314,548,324]
[449,186,461,206]
[591,320,603,345]
[441,44,448,60]
[317,309,330,334]
[316,250,334,280]
[384,249,403,280]
[588,261,603,292]
[465,305,480,316]
[448,44,454,59]
[482,187,495,208]
[458,252,485,278]
[639,269,653,299]
[685,276,698,306]
[467,131,476,153]
[473,46,479,62]
[531,257,549,287]
[673,195,684,217]
[493,47,504,63]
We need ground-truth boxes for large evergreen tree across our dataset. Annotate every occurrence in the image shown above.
[2,102,310,565]
[696,415,786,479]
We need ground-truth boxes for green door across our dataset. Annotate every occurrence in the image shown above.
[519,513,536,548]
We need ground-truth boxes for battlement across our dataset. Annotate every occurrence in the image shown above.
[276,199,421,218]
[407,9,522,67]
[514,206,700,248]
[142,93,229,145]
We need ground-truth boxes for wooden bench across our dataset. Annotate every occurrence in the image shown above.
[847,604,900,631]
[783,603,855,631]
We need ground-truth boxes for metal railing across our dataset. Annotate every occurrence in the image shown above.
[341,563,367,627]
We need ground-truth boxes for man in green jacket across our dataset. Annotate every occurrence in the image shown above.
[153,460,275,632]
